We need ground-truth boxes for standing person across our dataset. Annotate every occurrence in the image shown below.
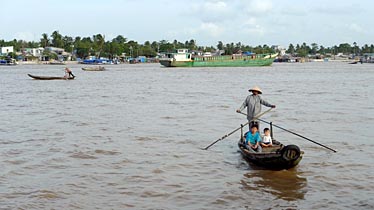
[236,86,275,130]
[64,67,75,78]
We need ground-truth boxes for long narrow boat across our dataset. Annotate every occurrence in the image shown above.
[81,66,105,71]
[49,61,66,65]
[159,49,276,67]
[28,74,75,80]
[238,125,303,170]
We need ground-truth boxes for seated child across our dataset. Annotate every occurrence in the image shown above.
[245,124,262,152]
[261,128,273,147]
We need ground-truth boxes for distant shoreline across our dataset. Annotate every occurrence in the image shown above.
[16,61,79,65]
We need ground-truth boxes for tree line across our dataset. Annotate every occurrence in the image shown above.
[1,31,374,59]
[286,42,374,57]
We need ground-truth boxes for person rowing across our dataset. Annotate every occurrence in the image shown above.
[236,85,276,130]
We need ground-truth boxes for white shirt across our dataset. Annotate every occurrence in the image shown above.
[262,135,272,144]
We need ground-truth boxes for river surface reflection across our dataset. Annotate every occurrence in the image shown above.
[242,169,307,201]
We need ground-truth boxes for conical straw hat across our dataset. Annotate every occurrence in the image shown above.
[248,86,262,94]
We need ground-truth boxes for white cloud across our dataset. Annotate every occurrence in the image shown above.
[348,23,364,33]
[199,22,225,37]
[189,1,232,23]
[244,17,257,26]
[240,16,267,37]
[164,22,224,42]
[15,32,36,41]
[244,0,273,15]
[243,24,266,37]
[203,1,228,13]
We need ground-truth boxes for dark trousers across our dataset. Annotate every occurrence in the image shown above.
[248,120,260,131]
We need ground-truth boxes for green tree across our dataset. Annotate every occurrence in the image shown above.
[75,36,92,58]
[113,35,127,44]
[352,42,360,55]
[51,30,63,48]
[93,34,105,57]
[242,45,253,53]
[318,45,326,55]
[311,43,319,54]
[141,41,156,57]
[187,39,196,50]
[337,43,351,54]
[217,41,224,50]
[62,35,74,53]
[287,44,295,54]
[361,44,368,54]
[40,33,49,48]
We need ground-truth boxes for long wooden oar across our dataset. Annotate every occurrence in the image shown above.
[203,108,273,150]
[238,112,337,152]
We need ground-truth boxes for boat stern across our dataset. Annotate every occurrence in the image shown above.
[159,58,174,67]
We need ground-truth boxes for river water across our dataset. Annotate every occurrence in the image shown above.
[0,62,373,209]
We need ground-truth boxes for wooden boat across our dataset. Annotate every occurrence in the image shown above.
[159,49,276,67]
[238,125,303,170]
[49,61,66,65]
[28,74,75,80]
[81,66,105,71]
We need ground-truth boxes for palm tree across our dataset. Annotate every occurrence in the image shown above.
[353,42,357,55]
[93,34,105,57]
[51,31,63,48]
[113,35,127,44]
[40,33,49,48]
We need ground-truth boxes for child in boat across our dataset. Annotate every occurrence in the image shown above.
[261,128,273,147]
[245,124,262,152]
[64,67,75,78]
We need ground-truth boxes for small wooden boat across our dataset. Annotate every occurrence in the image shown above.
[238,125,303,170]
[81,66,105,71]
[49,61,66,65]
[28,74,75,80]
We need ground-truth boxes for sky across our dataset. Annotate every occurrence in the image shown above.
[1,0,373,48]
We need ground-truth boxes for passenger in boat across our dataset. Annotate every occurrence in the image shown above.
[261,128,273,147]
[64,67,75,78]
[245,124,262,152]
[236,85,275,130]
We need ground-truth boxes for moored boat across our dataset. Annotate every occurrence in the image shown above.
[81,66,105,71]
[0,58,18,66]
[159,49,276,67]
[238,125,303,170]
[28,74,75,80]
[49,60,66,65]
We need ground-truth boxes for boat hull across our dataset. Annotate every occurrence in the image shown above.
[238,139,303,170]
[28,74,75,80]
[82,67,105,71]
[160,58,274,67]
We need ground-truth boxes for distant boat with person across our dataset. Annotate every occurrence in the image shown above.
[159,49,276,67]
[28,74,75,80]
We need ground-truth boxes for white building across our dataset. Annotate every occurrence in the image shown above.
[1,46,14,55]
[271,45,286,56]
[23,48,44,57]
